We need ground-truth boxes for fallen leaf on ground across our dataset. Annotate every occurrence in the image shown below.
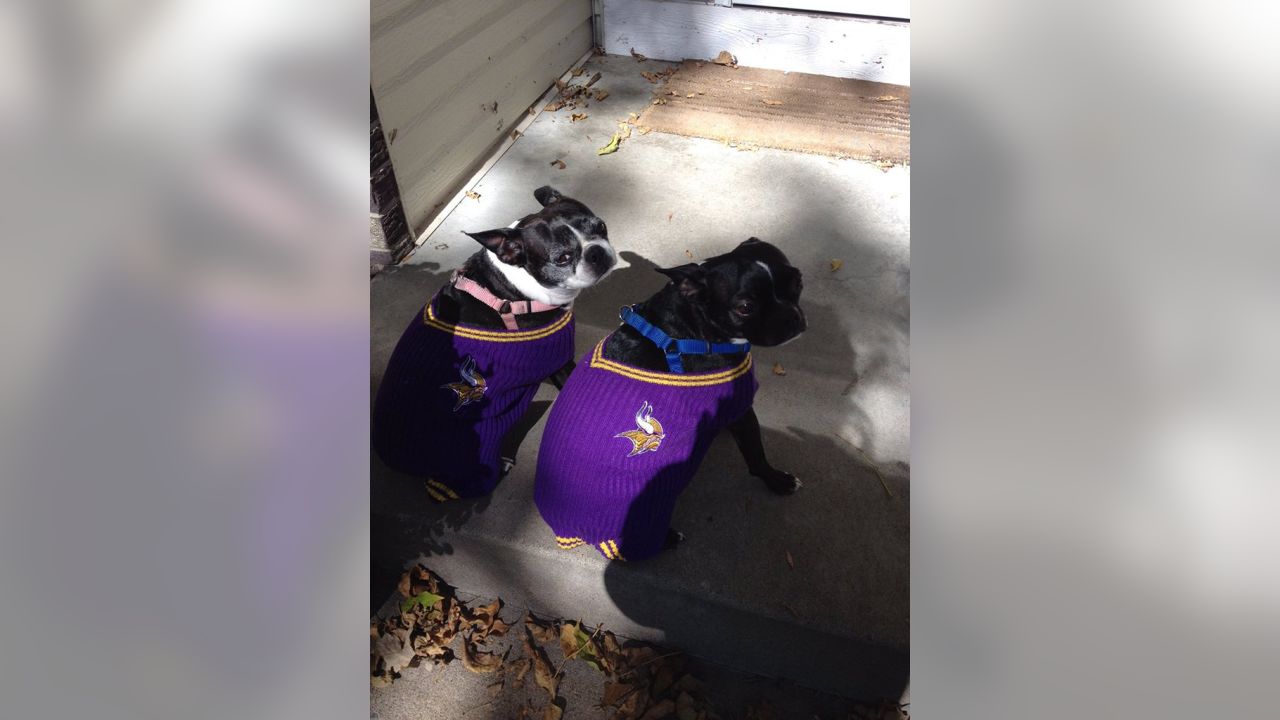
[551,159,566,169]
[684,249,693,260]
[630,48,647,62]
[545,99,567,112]
[510,657,532,689]
[641,71,662,83]
[652,98,667,105]
[640,699,676,720]
[462,637,504,673]
[594,89,610,101]
[400,590,443,614]
[465,191,481,200]
[686,92,695,98]
[543,700,565,720]
[830,258,844,272]
[712,51,737,67]
[603,681,635,707]
[597,133,622,155]
[524,628,559,698]
[617,123,632,140]
[785,549,795,568]
[559,621,603,671]
[571,66,586,77]
[638,126,652,134]
[667,212,674,221]
[616,690,647,720]
[434,243,449,250]
[772,362,786,376]
[525,612,559,644]
[511,129,523,140]
[386,128,397,145]
[587,72,603,87]
[373,632,415,674]
[571,113,588,122]
[676,691,697,720]
[870,94,897,101]
[762,99,783,106]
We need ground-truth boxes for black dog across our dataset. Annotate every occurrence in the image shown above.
[533,238,805,560]
[372,186,615,500]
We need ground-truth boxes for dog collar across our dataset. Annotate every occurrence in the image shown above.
[619,305,750,374]
[452,270,563,330]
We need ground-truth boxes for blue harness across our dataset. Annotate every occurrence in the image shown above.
[618,305,751,374]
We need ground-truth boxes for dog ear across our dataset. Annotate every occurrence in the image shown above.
[533,185,564,207]
[465,228,526,265]
[655,263,706,300]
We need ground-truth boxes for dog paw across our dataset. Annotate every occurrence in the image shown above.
[763,471,801,496]
[664,528,685,550]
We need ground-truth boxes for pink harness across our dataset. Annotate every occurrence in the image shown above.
[451,270,564,330]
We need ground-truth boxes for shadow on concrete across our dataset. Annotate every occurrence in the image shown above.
[599,418,909,701]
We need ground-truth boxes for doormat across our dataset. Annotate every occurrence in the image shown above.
[637,61,909,163]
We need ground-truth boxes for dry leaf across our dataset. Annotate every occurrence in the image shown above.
[594,89,610,101]
[667,212,674,222]
[386,127,397,145]
[638,126,652,135]
[685,92,695,98]
[641,71,662,84]
[525,612,559,644]
[684,249,694,260]
[616,690,647,720]
[511,657,532,689]
[373,632,415,674]
[465,191,480,200]
[571,113,588,122]
[551,159,566,170]
[676,692,697,720]
[640,699,676,720]
[785,549,795,568]
[462,637,503,673]
[511,129,523,140]
[652,98,667,105]
[830,258,844,272]
[603,681,634,707]
[762,99,783,106]
[524,628,559,698]
[571,66,586,77]
[630,47,647,62]
[712,51,737,67]
[871,94,897,101]
[772,362,786,376]
[545,99,567,112]
[617,123,632,140]
[434,242,448,250]
[597,133,622,155]
[543,702,565,720]
[587,72,603,87]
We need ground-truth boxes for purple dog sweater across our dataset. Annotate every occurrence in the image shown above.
[534,337,758,561]
[372,293,574,499]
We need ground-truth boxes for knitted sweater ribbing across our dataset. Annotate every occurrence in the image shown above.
[534,337,757,560]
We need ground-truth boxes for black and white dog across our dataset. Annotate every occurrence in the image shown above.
[372,186,616,500]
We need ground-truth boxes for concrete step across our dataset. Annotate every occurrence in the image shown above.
[372,382,908,702]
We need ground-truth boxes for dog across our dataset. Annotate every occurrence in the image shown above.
[533,238,805,561]
[372,186,616,500]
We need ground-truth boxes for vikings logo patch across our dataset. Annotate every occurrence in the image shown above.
[614,400,665,457]
[441,355,487,411]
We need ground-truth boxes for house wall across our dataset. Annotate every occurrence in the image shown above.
[371,0,593,236]
[601,0,908,86]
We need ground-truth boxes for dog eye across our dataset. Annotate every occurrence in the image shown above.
[555,252,573,266]
[734,299,756,316]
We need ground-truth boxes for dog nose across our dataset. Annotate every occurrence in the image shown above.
[585,243,610,269]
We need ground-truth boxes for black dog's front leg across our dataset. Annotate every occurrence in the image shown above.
[728,407,801,495]
[547,360,575,390]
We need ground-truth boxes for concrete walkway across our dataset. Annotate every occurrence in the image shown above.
[372,54,909,700]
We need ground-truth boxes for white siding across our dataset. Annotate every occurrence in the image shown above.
[601,0,908,85]
[372,0,593,234]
